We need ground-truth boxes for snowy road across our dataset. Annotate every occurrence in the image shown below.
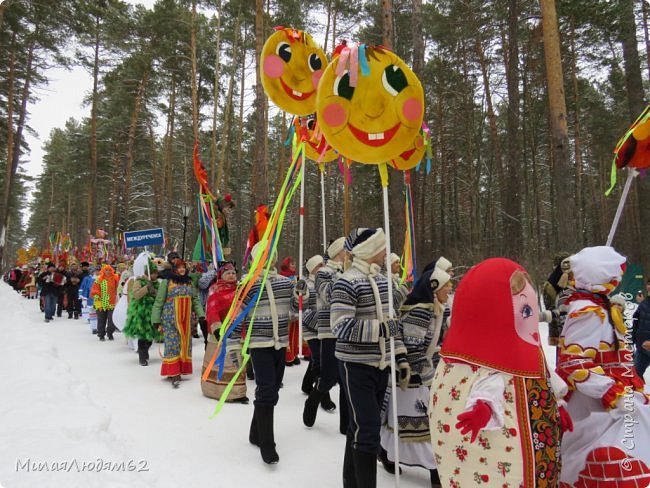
[0,284,430,488]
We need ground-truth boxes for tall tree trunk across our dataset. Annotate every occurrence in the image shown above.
[217,11,242,190]
[87,13,100,237]
[411,0,426,259]
[540,0,574,252]
[0,35,35,264]
[5,34,16,252]
[253,0,268,203]
[503,0,523,259]
[642,0,650,81]
[190,0,199,143]
[620,0,647,263]
[210,1,222,188]
[569,23,585,246]
[324,0,332,54]
[164,76,177,233]
[148,120,161,227]
[122,71,148,230]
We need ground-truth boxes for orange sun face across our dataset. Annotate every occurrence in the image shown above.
[300,115,338,162]
[316,45,424,164]
[391,132,426,170]
[261,28,328,116]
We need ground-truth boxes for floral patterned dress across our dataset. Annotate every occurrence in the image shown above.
[152,279,204,377]
[429,359,561,487]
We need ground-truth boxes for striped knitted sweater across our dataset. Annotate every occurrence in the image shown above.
[315,261,343,339]
[229,269,297,350]
[399,302,444,386]
[330,259,406,368]
[301,276,319,341]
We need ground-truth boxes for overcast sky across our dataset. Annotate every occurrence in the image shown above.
[23,0,157,182]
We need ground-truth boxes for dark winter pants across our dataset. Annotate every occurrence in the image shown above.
[96,310,116,339]
[317,338,339,392]
[307,339,321,378]
[635,348,650,379]
[44,293,57,320]
[339,361,389,455]
[67,297,82,318]
[56,293,65,317]
[250,346,286,406]
[138,340,152,361]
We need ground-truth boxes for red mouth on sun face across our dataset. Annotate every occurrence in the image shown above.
[348,122,401,147]
[399,147,416,160]
[279,78,314,101]
[532,332,539,343]
[308,139,328,153]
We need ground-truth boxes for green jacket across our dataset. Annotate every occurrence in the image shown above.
[151,278,205,324]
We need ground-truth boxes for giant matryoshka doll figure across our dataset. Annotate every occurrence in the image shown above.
[557,246,650,487]
[429,258,563,487]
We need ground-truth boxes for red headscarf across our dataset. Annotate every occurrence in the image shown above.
[279,257,296,277]
[441,258,545,377]
[206,263,237,330]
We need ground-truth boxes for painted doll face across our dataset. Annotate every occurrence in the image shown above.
[261,28,327,116]
[512,280,540,345]
[316,46,424,164]
[302,115,337,162]
[391,132,425,170]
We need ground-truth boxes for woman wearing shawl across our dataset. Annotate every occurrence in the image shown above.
[201,262,248,403]
[557,246,650,487]
[379,260,451,486]
[429,258,564,487]
[152,259,206,388]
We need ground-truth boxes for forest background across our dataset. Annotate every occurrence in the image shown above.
[1,0,649,279]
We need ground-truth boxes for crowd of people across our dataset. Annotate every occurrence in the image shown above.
[5,236,650,487]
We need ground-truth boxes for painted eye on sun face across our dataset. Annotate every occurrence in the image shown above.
[333,72,355,100]
[307,119,316,130]
[308,53,322,72]
[382,65,408,96]
[277,42,291,62]
[521,304,533,319]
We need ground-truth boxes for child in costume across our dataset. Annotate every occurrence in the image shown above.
[300,254,324,395]
[202,262,248,403]
[379,261,451,486]
[90,265,120,341]
[557,246,650,487]
[151,259,206,388]
[64,273,82,319]
[430,258,565,487]
[331,228,409,488]
[123,254,162,366]
[303,236,347,429]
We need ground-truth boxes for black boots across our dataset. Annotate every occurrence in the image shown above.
[171,375,181,388]
[301,362,315,394]
[352,448,377,488]
[320,391,336,411]
[249,409,258,446]
[254,405,279,464]
[303,388,323,427]
[430,469,442,488]
[378,446,401,475]
[343,437,357,488]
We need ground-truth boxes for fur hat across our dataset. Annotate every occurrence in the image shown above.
[327,237,347,260]
[350,228,386,260]
[390,253,401,265]
[430,267,451,293]
[610,293,627,309]
[435,257,452,273]
[251,241,277,264]
[305,255,324,275]
[344,228,367,252]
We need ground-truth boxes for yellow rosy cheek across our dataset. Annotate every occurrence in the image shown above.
[395,87,423,128]
[263,54,285,79]
[321,100,350,133]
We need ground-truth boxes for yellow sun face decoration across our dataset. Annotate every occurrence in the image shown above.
[261,28,328,116]
[300,115,338,163]
[390,132,425,170]
[316,45,424,164]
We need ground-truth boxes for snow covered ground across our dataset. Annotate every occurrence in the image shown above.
[0,283,431,488]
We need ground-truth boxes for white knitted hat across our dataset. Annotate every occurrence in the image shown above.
[305,255,324,274]
[327,237,347,260]
[390,253,401,265]
[436,256,452,272]
[351,228,386,260]
[430,267,451,292]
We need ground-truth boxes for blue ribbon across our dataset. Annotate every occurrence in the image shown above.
[358,44,370,77]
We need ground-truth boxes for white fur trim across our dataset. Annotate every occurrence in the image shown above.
[327,237,346,260]
[305,255,324,274]
[430,268,451,292]
[436,256,452,272]
[352,228,386,260]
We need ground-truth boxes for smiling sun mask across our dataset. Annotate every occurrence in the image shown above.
[261,27,328,116]
[316,44,424,164]
[300,115,338,163]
